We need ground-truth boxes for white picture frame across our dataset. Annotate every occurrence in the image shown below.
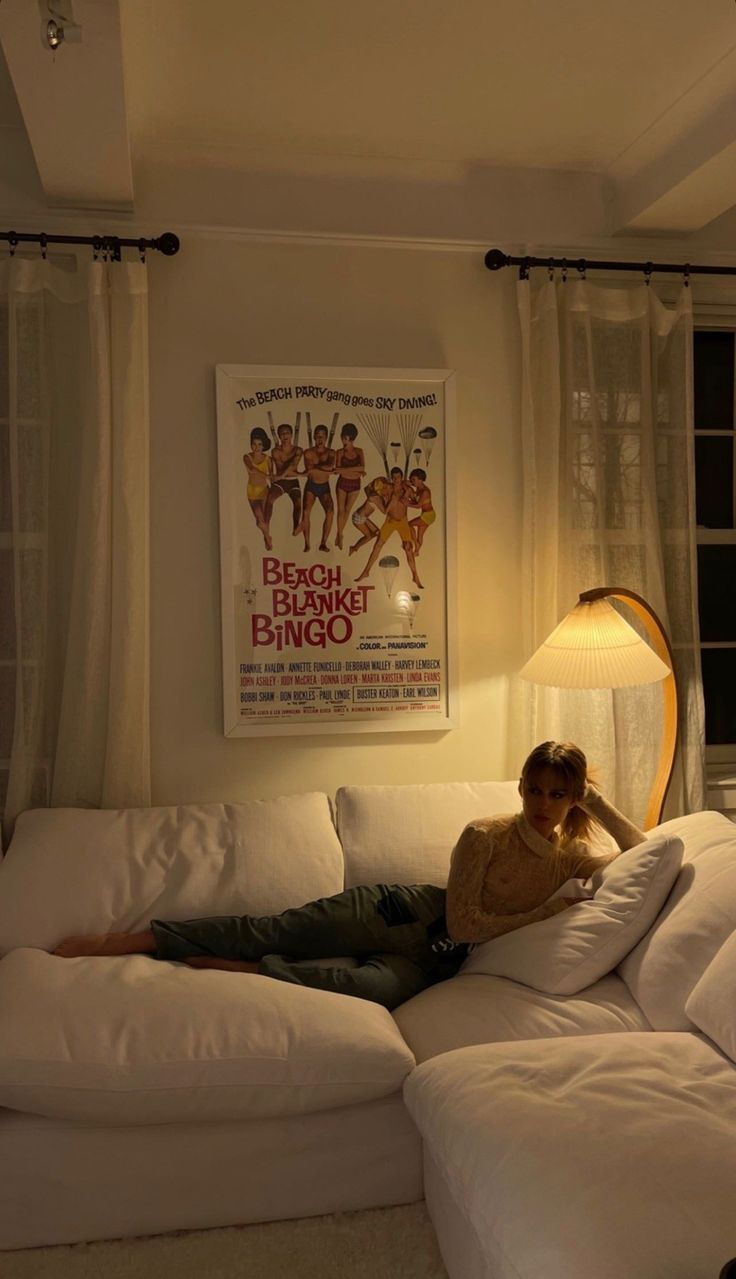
[215,364,457,736]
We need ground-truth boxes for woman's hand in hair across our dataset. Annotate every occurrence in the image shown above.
[577,781,602,810]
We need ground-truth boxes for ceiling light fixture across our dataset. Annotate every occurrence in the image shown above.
[39,1,82,52]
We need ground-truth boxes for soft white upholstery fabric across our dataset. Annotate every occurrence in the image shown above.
[618,811,736,1029]
[404,1032,736,1279]
[686,928,736,1064]
[0,1093,421,1250]
[336,781,521,888]
[0,948,415,1124]
[0,793,343,955]
[393,971,650,1063]
[459,835,683,995]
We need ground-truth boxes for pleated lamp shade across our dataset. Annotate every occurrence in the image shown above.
[519,598,671,689]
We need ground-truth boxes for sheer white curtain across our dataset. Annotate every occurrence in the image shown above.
[511,276,706,827]
[0,256,150,841]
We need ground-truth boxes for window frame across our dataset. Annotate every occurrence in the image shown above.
[692,303,736,804]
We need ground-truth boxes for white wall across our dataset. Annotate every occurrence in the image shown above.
[148,234,523,803]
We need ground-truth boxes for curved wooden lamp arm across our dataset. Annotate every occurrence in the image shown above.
[579,587,678,829]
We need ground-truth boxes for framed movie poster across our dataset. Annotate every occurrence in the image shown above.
[215,365,457,735]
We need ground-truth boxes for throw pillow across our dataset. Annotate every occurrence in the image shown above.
[685,927,736,1063]
[460,834,683,996]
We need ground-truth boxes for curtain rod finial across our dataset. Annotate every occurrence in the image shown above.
[156,233,180,257]
[485,248,509,272]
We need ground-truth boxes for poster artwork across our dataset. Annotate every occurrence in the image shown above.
[216,365,456,735]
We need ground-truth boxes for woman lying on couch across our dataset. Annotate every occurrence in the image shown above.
[53,741,645,1010]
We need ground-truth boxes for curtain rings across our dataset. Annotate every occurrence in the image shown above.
[138,238,147,264]
[8,232,18,257]
[643,261,653,287]
[683,264,691,289]
[561,258,568,283]
[92,236,102,261]
[548,257,555,282]
[519,257,531,281]
[39,233,48,260]
[577,259,587,281]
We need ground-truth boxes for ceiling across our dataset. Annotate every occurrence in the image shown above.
[3,0,736,243]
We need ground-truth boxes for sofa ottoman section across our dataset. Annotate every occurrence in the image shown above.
[404,1032,736,1279]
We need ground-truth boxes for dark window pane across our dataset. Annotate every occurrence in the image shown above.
[700,649,736,744]
[694,331,734,431]
[695,436,734,528]
[697,546,736,640]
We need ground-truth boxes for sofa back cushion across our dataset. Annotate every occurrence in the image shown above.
[459,834,683,995]
[336,781,522,888]
[685,928,736,1063]
[617,811,736,1029]
[0,793,343,956]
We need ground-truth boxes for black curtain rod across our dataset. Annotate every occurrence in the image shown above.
[1,229,180,261]
[485,247,736,280]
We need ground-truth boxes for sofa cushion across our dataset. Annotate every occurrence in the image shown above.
[686,927,736,1063]
[0,793,343,956]
[393,970,650,1062]
[457,834,683,995]
[617,811,736,1029]
[336,781,521,888]
[404,1032,736,1279]
[0,948,416,1124]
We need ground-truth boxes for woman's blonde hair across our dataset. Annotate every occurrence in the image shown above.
[520,741,594,844]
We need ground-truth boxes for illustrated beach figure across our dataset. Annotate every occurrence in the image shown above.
[407,467,436,555]
[243,427,273,550]
[333,423,366,549]
[348,476,389,555]
[297,424,336,552]
[355,467,423,590]
[265,422,303,537]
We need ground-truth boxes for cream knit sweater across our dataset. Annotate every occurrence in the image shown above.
[445,791,645,944]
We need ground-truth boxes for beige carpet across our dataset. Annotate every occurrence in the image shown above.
[1,1203,450,1279]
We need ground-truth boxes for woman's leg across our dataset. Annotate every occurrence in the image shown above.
[258,952,434,1010]
[150,884,447,965]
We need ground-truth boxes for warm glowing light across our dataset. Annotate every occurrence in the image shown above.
[519,598,671,689]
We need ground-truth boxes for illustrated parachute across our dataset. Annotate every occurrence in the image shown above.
[418,425,437,466]
[357,412,392,475]
[378,554,400,598]
[397,412,421,476]
[395,589,421,630]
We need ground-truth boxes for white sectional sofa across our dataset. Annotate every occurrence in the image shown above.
[0,782,734,1279]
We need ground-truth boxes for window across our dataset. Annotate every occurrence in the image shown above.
[693,329,736,760]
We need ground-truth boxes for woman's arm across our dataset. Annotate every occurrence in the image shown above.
[445,824,571,944]
[565,785,647,878]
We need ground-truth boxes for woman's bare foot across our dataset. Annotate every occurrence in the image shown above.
[183,957,259,973]
[53,930,155,957]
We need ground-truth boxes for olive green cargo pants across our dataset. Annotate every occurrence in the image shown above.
[151,883,466,1011]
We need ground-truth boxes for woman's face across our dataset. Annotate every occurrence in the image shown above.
[520,766,576,840]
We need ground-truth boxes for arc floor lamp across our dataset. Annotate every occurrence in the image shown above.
[519,587,677,829]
